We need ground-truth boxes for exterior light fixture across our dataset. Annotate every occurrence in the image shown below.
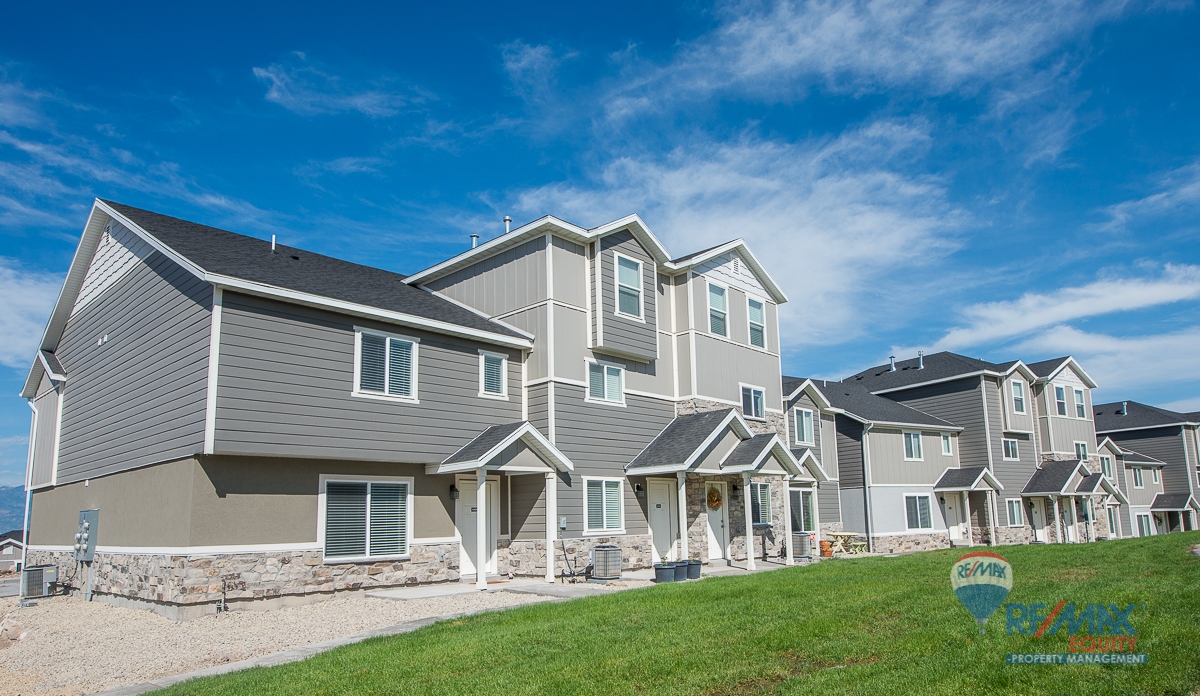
[449,485,460,500]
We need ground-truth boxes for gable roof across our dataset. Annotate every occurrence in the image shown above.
[842,351,1031,394]
[1094,400,1198,433]
[1075,474,1129,504]
[809,381,959,429]
[0,530,24,544]
[934,466,1003,491]
[626,409,748,473]
[1025,356,1097,388]
[661,238,788,303]
[434,421,573,474]
[782,376,834,409]
[1150,493,1199,511]
[1021,460,1091,496]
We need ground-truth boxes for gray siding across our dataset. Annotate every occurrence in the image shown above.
[1109,427,1190,494]
[214,292,522,462]
[595,230,657,361]
[786,392,823,463]
[819,413,838,478]
[992,431,1036,525]
[549,236,587,308]
[503,305,548,380]
[868,428,956,485]
[424,237,547,316]
[693,334,781,406]
[817,480,841,525]
[55,250,211,483]
[510,473,547,541]
[527,383,550,437]
[886,377,989,468]
[836,416,865,489]
[30,378,59,488]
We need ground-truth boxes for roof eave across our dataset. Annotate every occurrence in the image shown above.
[663,239,788,304]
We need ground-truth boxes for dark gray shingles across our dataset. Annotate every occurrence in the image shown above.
[1150,493,1196,511]
[721,434,776,468]
[1021,460,1082,495]
[442,422,527,464]
[1025,357,1071,379]
[842,351,1010,392]
[103,201,525,340]
[1094,400,1195,432]
[1119,447,1166,465]
[1075,473,1104,494]
[821,382,957,428]
[934,466,988,490]
[669,240,738,265]
[628,409,735,470]
[782,375,807,397]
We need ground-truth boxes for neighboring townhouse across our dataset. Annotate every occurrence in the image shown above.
[1095,401,1200,534]
[0,530,23,572]
[22,199,807,617]
[1096,436,1169,537]
[782,377,842,539]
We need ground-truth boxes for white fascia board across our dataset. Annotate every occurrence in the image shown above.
[720,435,804,477]
[1098,422,1197,434]
[869,371,1000,395]
[591,214,672,264]
[663,239,788,304]
[36,351,67,382]
[784,379,834,410]
[681,410,744,470]
[795,448,830,482]
[1058,462,1094,495]
[978,468,1004,491]
[1034,356,1099,389]
[433,423,573,475]
[833,408,962,431]
[1100,479,1129,505]
[1004,361,1038,383]
[417,286,536,341]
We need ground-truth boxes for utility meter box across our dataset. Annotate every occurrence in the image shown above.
[75,509,99,563]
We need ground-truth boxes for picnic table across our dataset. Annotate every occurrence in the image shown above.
[826,531,858,554]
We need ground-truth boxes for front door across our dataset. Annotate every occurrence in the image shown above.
[458,479,500,578]
[1062,499,1077,542]
[944,493,964,542]
[1030,498,1048,542]
[706,482,729,560]
[647,479,679,562]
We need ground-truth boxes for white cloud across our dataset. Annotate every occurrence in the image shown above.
[919,264,1200,352]
[1012,325,1200,393]
[0,257,61,369]
[1100,161,1200,231]
[253,53,427,118]
[1160,396,1200,414]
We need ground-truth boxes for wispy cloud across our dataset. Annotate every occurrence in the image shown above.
[1099,161,1200,231]
[0,257,61,369]
[253,52,429,118]
[1012,325,1200,393]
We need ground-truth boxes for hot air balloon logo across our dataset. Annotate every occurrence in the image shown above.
[951,551,1013,634]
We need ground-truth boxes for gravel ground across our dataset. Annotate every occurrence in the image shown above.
[0,590,553,695]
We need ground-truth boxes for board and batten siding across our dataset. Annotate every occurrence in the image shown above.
[885,377,988,469]
[423,237,548,317]
[1108,428,1190,495]
[595,230,657,361]
[550,236,587,308]
[868,428,957,485]
[693,334,781,406]
[786,392,823,461]
[214,292,522,462]
[55,249,212,484]
[29,375,60,488]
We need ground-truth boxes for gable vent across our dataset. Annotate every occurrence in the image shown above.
[732,257,742,274]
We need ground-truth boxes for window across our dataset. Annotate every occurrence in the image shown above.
[742,386,765,420]
[1055,386,1067,416]
[747,297,766,348]
[1074,442,1088,460]
[1100,456,1113,479]
[1006,499,1024,527]
[615,254,643,319]
[941,434,953,456]
[1011,381,1026,414]
[1074,389,1086,418]
[1136,513,1153,537]
[708,282,728,336]
[1003,439,1020,460]
[587,362,624,403]
[585,479,623,532]
[356,330,417,400]
[323,479,411,560]
[1108,509,1118,536]
[750,482,771,526]
[790,489,815,533]
[479,351,507,398]
[903,432,923,461]
[794,408,815,445]
[1131,467,1144,488]
[1152,468,1160,484]
[905,495,932,529]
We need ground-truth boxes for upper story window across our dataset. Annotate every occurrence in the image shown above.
[750,482,771,525]
[1131,467,1144,488]
[1152,468,1160,484]
[615,254,643,319]
[708,282,728,337]
[1100,455,1113,479]
[904,432,923,461]
[742,385,765,420]
[479,351,507,399]
[1011,381,1026,414]
[747,297,766,348]
[585,478,624,533]
[941,434,953,456]
[1054,386,1068,416]
[356,329,418,401]
[587,361,624,404]
[794,408,814,445]
[1002,438,1019,460]
[1074,389,1087,418]
[1074,441,1088,459]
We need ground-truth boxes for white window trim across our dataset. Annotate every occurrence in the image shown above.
[1073,388,1087,419]
[584,359,626,406]
[352,327,420,404]
[582,476,626,535]
[706,279,729,337]
[1100,455,1113,480]
[794,408,815,446]
[903,432,924,461]
[1152,467,1159,484]
[740,382,766,421]
[941,433,953,456]
[317,474,415,565]
[1005,498,1024,527]
[1131,467,1144,489]
[612,251,645,322]
[1136,513,1153,537]
[477,350,509,400]
[1011,380,1027,415]
[1054,385,1068,416]
[1073,441,1089,460]
[746,294,767,349]
[1002,438,1020,461]
[904,494,933,530]
[750,482,772,526]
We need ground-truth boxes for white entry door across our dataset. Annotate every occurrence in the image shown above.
[944,493,964,542]
[1030,498,1048,542]
[458,479,500,577]
[1062,499,1077,542]
[706,482,729,560]
[647,479,679,562]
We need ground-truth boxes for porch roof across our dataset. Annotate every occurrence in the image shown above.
[1021,460,1091,496]
[934,466,1003,492]
[1075,473,1129,505]
[429,421,573,474]
[1151,493,1200,512]
[626,409,751,474]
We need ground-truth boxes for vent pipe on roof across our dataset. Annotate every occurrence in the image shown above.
[918,351,924,370]
[504,215,512,234]
[889,355,896,372]
[270,235,276,254]
[470,233,480,249]
[1122,401,1128,416]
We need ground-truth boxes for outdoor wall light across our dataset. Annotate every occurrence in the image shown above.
[731,483,740,494]
[939,496,945,504]
[449,485,460,500]
[634,483,645,498]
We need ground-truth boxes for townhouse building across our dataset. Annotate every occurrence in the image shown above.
[22,199,823,618]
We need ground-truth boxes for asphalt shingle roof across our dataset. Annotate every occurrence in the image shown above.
[782,375,807,397]
[1119,447,1166,466]
[842,351,1011,392]
[1025,357,1071,379]
[1021,460,1083,495]
[721,434,777,468]
[628,409,735,470]
[442,422,528,464]
[798,379,956,428]
[103,201,525,341]
[1151,493,1197,511]
[1094,400,1196,432]
[934,466,989,490]
[1075,473,1105,494]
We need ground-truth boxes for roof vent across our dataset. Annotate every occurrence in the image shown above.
[918,351,924,370]
[889,356,896,372]
[270,235,277,254]
[470,234,480,249]
[1122,401,1128,416]
[504,215,512,234]
[733,256,741,274]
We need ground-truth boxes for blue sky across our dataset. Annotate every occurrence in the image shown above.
[2,1,1200,485]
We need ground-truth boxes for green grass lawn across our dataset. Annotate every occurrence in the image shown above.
[159,532,1200,695]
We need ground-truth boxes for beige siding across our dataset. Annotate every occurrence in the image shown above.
[30,379,60,488]
[820,414,839,479]
[1123,466,1163,506]
[693,334,781,406]
[550,236,587,308]
[1001,377,1035,433]
[424,237,548,316]
[868,428,957,485]
[552,303,589,380]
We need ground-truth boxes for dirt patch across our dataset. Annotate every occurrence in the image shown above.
[711,651,880,695]
[1045,567,1099,583]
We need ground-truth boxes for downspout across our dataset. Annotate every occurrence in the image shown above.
[862,423,874,553]
[20,400,36,590]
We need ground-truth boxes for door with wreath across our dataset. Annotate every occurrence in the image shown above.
[705,482,729,561]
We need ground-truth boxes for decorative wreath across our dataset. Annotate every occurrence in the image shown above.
[707,486,723,511]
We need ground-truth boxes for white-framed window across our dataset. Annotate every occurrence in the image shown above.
[1136,513,1153,537]
[321,476,413,562]
[354,328,418,401]
[789,488,815,533]
[584,478,624,533]
[1131,467,1144,488]
[478,351,508,399]
[1011,380,1026,414]
[903,432,923,461]
[1100,455,1113,479]
[1108,508,1118,536]
[747,296,766,348]
[1074,441,1088,460]
[750,482,771,526]
[941,434,953,456]
[1152,468,1160,484]
[1006,498,1024,527]
[742,385,765,420]
[1002,439,1020,460]
[1074,389,1087,418]
[707,281,728,337]
[614,253,643,320]
[905,495,932,529]
[794,408,815,446]
[1055,386,1068,416]
[587,361,625,404]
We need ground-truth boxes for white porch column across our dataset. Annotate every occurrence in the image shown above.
[742,473,756,571]
[783,484,795,566]
[811,484,822,547]
[676,471,689,561]
[963,492,973,547]
[476,471,488,590]
[1051,497,1062,544]
[545,472,557,583]
[988,490,998,547]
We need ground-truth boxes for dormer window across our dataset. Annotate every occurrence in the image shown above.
[1011,381,1026,414]
[708,282,728,337]
[615,254,643,319]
